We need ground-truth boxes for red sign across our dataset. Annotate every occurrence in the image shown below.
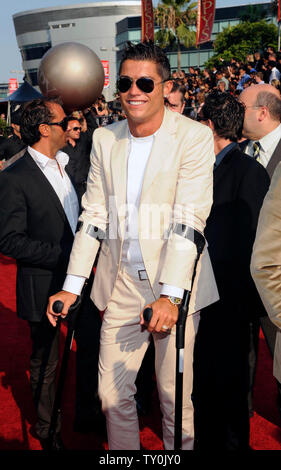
[9,78,18,95]
[141,0,154,42]
[278,0,281,22]
[101,60,109,89]
[196,0,216,46]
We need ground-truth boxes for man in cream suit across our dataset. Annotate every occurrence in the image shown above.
[250,163,281,412]
[47,42,218,450]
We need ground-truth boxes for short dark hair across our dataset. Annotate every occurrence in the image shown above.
[201,91,245,142]
[170,82,185,104]
[119,41,170,81]
[67,117,80,125]
[20,97,63,146]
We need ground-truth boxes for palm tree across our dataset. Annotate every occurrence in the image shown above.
[154,0,197,72]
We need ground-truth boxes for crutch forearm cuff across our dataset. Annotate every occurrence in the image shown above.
[173,224,205,255]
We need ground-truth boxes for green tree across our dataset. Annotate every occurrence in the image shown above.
[204,20,278,69]
[0,117,7,138]
[154,0,197,72]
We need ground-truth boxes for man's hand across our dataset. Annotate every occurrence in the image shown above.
[46,290,77,327]
[140,297,179,333]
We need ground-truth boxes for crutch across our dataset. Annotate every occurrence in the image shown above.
[143,225,205,450]
[47,283,87,451]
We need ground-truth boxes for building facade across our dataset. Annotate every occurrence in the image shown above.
[13,1,141,101]
[12,1,277,102]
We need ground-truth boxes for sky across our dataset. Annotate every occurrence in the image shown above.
[0,0,272,83]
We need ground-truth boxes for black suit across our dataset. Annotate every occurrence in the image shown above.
[0,152,76,320]
[193,144,270,450]
[0,151,79,439]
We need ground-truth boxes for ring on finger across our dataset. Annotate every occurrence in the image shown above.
[162,324,170,331]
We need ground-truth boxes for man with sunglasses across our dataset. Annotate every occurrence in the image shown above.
[47,41,218,450]
[0,98,81,450]
[63,112,98,199]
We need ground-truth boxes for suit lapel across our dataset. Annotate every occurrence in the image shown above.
[109,110,177,234]
[24,151,71,225]
[110,121,129,237]
[266,137,281,178]
[140,108,177,202]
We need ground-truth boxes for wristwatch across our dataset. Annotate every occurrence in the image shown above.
[161,295,182,306]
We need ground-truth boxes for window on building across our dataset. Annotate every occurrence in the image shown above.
[26,69,38,86]
[21,43,51,61]
[128,30,141,42]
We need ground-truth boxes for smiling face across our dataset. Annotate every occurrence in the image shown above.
[118,59,172,136]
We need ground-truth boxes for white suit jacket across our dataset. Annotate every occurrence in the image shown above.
[67,108,219,313]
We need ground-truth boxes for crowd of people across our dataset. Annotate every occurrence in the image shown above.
[168,47,281,117]
[0,41,281,452]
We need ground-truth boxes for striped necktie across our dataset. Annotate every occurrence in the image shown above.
[253,141,261,161]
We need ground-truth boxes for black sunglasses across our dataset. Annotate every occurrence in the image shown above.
[71,126,82,132]
[117,76,166,94]
[42,116,70,132]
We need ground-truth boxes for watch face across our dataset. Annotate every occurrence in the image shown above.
[169,296,181,305]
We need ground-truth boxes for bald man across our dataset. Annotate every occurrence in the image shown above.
[239,83,281,419]
[239,84,281,175]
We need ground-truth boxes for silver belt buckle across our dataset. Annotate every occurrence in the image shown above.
[138,269,147,281]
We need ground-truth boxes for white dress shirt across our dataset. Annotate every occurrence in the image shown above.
[28,146,79,234]
[245,123,281,168]
[63,131,184,299]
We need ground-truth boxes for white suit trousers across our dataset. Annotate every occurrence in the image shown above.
[98,265,200,450]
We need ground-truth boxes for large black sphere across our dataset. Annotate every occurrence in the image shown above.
[38,42,105,111]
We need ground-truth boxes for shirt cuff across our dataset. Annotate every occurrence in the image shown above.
[63,274,86,296]
[160,284,184,299]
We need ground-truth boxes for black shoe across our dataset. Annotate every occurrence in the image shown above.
[40,433,66,451]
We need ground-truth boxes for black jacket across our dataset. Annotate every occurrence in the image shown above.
[0,151,80,321]
[205,144,270,317]
[0,134,26,160]
[63,111,98,199]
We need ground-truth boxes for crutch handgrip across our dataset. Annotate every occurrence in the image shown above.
[53,300,64,313]
[143,307,153,323]
[52,298,81,316]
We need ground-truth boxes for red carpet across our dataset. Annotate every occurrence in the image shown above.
[0,253,280,450]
